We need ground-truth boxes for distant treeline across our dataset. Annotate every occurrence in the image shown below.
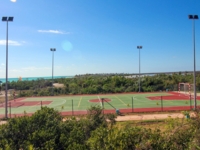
[1,73,200,97]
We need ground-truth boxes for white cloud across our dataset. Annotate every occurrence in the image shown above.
[38,30,70,34]
[10,0,17,2]
[1,63,5,66]
[0,40,22,46]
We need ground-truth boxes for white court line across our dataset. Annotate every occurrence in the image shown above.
[132,97,146,103]
[97,96,102,107]
[50,99,67,108]
[114,95,126,105]
[78,97,82,108]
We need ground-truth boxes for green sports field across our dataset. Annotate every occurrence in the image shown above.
[0,92,199,118]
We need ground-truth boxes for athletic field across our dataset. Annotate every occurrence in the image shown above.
[0,92,199,118]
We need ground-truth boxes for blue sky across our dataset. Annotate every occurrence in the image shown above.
[0,0,200,78]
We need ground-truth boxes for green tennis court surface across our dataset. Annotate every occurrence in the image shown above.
[0,92,199,118]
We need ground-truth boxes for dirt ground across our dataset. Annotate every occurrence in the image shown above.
[115,112,193,121]
[0,121,6,125]
[53,83,65,88]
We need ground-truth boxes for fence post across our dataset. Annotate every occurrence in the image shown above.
[161,96,163,111]
[102,98,104,114]
[190,94,192,110]
[41,101,42,109]
[132,97,134,113]
[72,99,74,116]
[9,102,11,118]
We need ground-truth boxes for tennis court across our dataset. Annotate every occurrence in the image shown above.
[0,92,199,118]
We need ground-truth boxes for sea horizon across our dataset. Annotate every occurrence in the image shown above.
[0,75,74,83]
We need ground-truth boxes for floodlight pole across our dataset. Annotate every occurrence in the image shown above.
[188,15,198,110]
[50,48,56,95]
[2,16,13,119]
[137,46,142,92]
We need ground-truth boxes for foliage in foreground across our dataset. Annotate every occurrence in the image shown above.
[1,106,200,149]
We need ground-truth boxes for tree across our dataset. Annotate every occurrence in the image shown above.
[0,116,32,149]
[29,107,63,149]
[0,81,2,94]
[87,126,165,150]
[0,107,63,149]
[87,105,107,130]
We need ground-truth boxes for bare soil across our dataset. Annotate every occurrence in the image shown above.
[116,112,195,121]
[53,83,65,88]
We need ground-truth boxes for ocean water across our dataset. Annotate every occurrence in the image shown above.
[0,76,73,83]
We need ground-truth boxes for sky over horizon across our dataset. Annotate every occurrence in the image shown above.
[0,0,200,78]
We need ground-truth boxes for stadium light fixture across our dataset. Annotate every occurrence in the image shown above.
[50,48,56,96]
[2,16,14,119]
[188,14,198,110]
[137,46,142,92]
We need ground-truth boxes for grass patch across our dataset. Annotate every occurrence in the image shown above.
[137,119,165,124]
[115,117,187,132]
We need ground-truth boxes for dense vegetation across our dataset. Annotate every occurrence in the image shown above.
[1,73,200,97]
[1,106,200,149]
